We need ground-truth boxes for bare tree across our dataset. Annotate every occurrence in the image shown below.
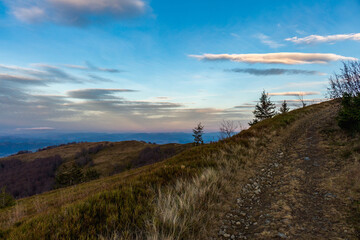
[328,61,360,98]
[297,93,307,108]
[219,120,240,139]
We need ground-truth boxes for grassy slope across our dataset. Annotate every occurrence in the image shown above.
[0,100,358,239]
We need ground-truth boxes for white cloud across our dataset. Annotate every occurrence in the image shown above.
[256,34,284,48]
[269,91,321,96]
[5,0,147,25]
[286,33,360,45]
[189,52,357,65]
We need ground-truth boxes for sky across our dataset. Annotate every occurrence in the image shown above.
[0,0,359,134]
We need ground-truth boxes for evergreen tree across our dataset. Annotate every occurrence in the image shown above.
[338,93,360,132]
[192,122,204,146]
[0,187,15,209]
[279,100,290,114]
[249,90,276,125]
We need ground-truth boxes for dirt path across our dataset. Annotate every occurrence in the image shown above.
[215,106,357,239]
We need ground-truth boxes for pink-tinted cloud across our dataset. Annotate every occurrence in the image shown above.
[189,52,356,65]
[269,91,321,96]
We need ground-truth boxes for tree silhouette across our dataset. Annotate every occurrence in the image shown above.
[279,100,290,114]
[249,90,276,125]
[192,122,204,146]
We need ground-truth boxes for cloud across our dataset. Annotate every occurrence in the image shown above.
[0,63,115,86]
[67,88,137,100]
[286,33,360,45]
[0,73,46,85]
[12,6,45,23]
[189,52,357,65]
[15,127,55,131]
[0,81,251,132]
[5,0,147,25]
[87,74,114,83]
[268,91,321,96]
[233,104,254,109]
[156,97,170,100]
[64,62,122,73]
[226,68,325,76]
[33,64,83,83]
[256,34,284,48]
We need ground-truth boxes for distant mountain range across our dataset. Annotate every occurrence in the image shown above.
[0,132,221,157]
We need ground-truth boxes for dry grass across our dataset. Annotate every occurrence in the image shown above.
[145,142,263,239]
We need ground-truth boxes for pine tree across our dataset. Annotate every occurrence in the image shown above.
[0,187,15,209]
[279,100,290,114]
[192,122,204,146]
[249,90,276,125]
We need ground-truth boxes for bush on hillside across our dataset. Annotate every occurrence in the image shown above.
[0,187,15,209]
[338,93,360,133]
[55,164,100,188]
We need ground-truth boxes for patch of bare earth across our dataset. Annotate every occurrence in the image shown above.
[214,104,358,239]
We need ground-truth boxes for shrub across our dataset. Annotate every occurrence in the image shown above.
[55,164,101,188]
[0,187,15,209]
[84,169,100,181]
[338,93,360,132]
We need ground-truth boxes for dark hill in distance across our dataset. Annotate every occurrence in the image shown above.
[0,132,220,157]
[0,140,191,199]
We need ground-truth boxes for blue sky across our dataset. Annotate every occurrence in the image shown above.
[0,0,359,133]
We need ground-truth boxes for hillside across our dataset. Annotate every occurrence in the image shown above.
[0,100,359,239]
[0,141,191,198]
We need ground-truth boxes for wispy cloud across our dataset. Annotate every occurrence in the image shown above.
[256,34,284,48]
[4,0,147,25]
[226,68,325,76]
[0,82,251,132]
[67,88,137,100]
[286,33,360,45]
[233,104,254,109]
[189,52,356,65]
[269,91,321,96]
[64,62,122,73]
[0,73,46,86]
[0,63,115,86]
